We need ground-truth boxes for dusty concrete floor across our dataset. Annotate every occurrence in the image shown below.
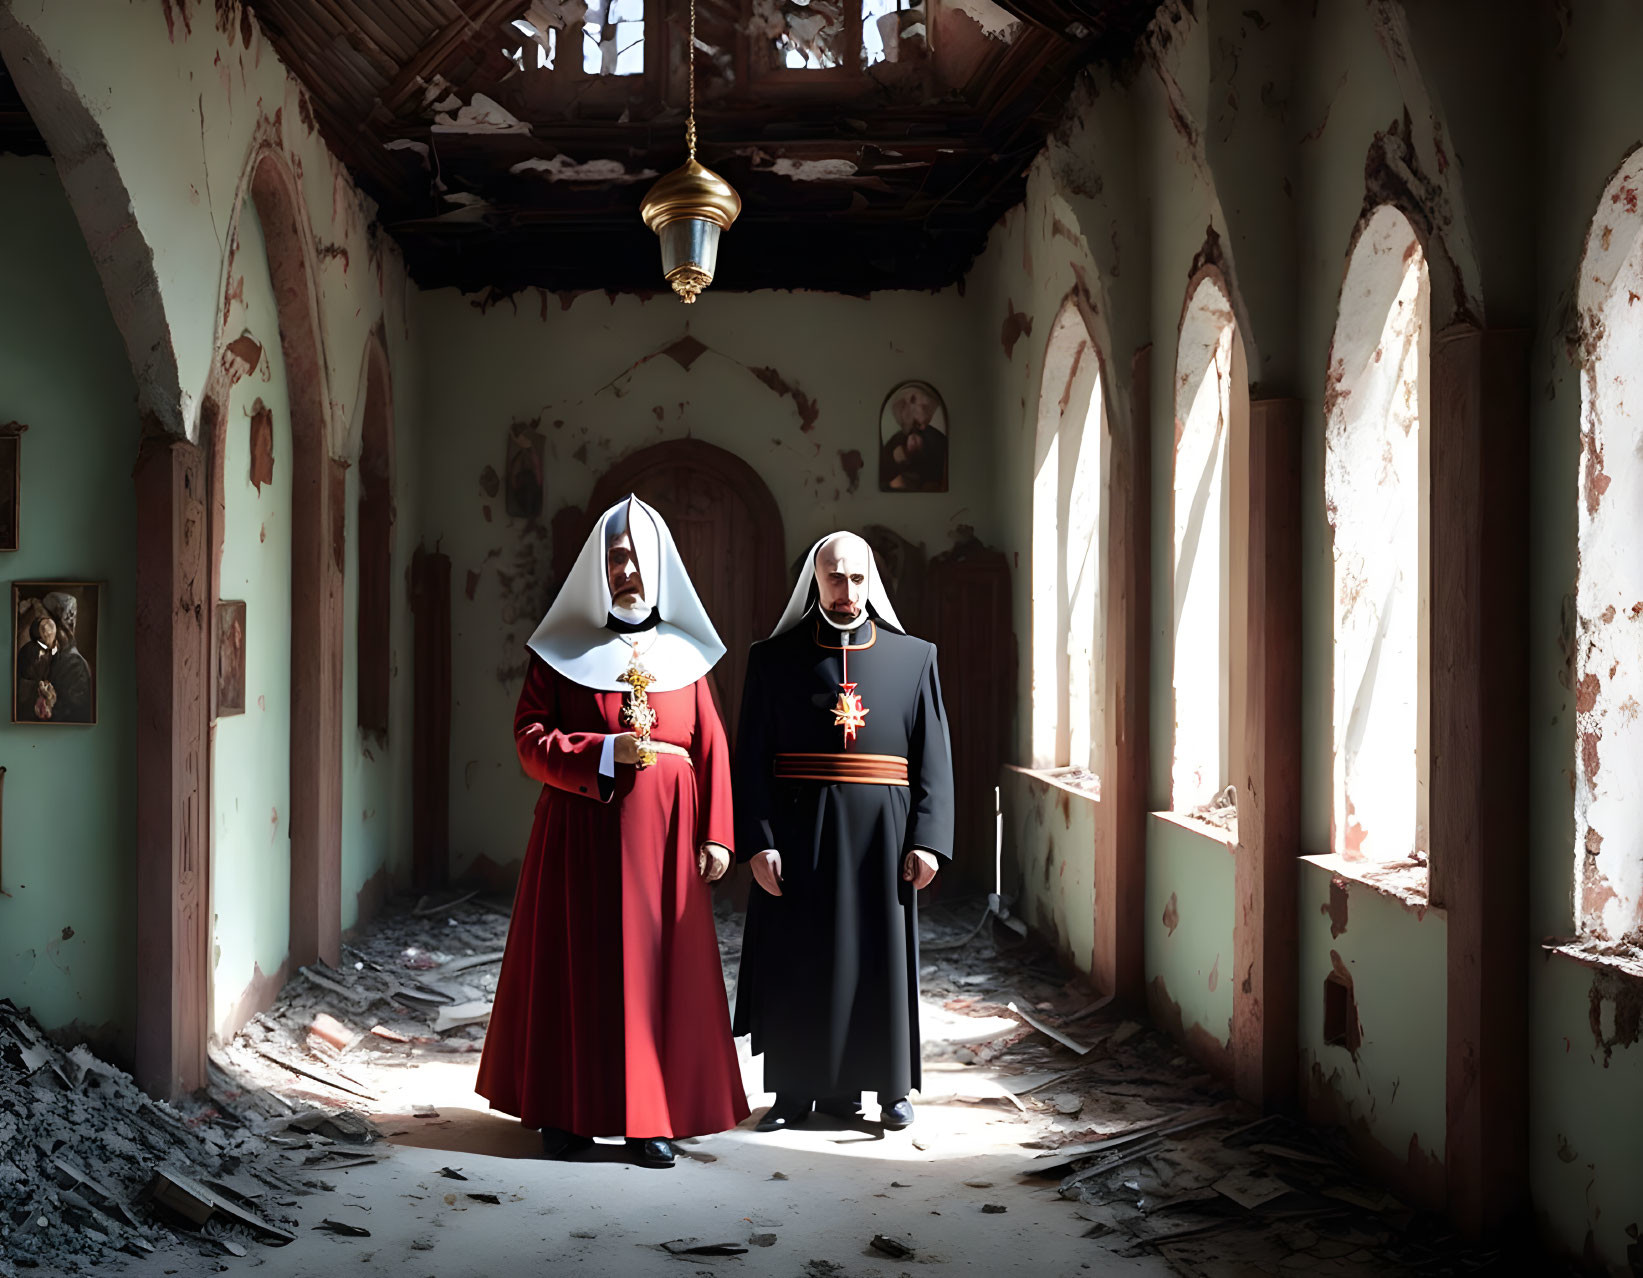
[109,903,1165,1277]
[89,896,1538,1278]
[122,1104,1164,1278]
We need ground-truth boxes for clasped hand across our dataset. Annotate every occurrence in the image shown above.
[751,848,938,896]
[611,732,690,767]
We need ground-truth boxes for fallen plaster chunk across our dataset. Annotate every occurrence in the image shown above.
[511,155,656,183]
[433,93,532,135]
[433,1000,494,1033]
[1005,1000,1092,1055]
[526,0,589,29]
[944,0,1021,39]
[771,157,859,181]
[384,138,431,162]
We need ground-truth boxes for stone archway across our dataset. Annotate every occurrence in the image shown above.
[241,151,346,976]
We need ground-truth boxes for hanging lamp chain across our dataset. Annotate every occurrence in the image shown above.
[685,0,698,160]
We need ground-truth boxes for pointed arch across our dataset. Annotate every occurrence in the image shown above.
[1030,297,1108,774]
[1171,268,1247,812]
[1324,203,1431,870]
[1572,145,1643,941]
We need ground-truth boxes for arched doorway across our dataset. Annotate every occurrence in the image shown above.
[585,440,785,745]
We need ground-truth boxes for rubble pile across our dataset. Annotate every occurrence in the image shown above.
[905,898,1565,1277]
[210,890,512,1109]
[0,999,322,1276]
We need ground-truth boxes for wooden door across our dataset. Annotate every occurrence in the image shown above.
[588,442,785,749]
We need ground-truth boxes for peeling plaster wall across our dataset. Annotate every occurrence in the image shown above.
[0,1,422,1046]
[1530,0,1643,1263]
[210,205,293,1039]
[1299,856,1447,1203]
[1145,816,1233,1069]
[985,0,1519,1216]
[414,287,992,880]
[1,0,407,453]
[1530,953,1643,1266]
[1570,151,1643,944]
[1001,772,1097,975]
[339,416,419,936]
[0,156,140,1056]
[967,86,1147,778]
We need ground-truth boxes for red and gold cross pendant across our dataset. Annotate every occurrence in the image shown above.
[832,682,870,746]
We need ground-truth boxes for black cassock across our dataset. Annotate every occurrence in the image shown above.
[732,613,954,1100]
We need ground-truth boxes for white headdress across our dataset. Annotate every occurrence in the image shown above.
[527,495,725,692]
[770,531,905,637]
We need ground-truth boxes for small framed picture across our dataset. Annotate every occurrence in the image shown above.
[0,424,25,552]
[879,381,949,493]
[217,600,246,717]
[13,581,100,725]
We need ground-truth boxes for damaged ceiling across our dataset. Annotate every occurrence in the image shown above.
[245,0,1156,294]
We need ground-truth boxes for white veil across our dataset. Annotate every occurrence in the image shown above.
[527,495,725,692]
[770,531,905,637]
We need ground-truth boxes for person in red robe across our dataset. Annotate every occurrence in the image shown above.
[476,495,749,1168]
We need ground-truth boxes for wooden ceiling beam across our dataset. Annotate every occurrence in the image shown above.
[378,0,532,116]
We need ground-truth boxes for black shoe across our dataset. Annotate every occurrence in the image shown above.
[625,1137,675,1168]
[540,1127,594,1158]
[880,1097,914,1129]
[755,1095,814,1132]
[815,1094,863,1120]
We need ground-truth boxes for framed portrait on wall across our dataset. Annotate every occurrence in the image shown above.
[879,381,949,493]
[0,424,25,552]
[217,600,246,717]
[13,581,100,725]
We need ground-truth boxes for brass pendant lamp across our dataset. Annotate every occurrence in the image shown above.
[639,0,740,302]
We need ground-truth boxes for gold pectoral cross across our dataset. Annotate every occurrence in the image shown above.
[619,640,659,768]
[815,620,875,749]
[832,683,869,746]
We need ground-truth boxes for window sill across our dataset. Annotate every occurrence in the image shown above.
[1300,852,1438,919]
[1543,937,1643,984]
[1006,764,1102,804]
[1151,810,1237,851]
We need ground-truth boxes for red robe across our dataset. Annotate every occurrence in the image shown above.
[475,657,750,1138]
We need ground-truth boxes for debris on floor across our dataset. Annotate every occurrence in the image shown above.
[901,897,1575,1277]
[0,998,327,1276]
[8,887,1574,1277]
[209,890,513,1115]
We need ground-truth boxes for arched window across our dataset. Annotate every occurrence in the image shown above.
[1574,149,1643,940]
[1324,204,1430,867]
[1030,302,1105,776]
[356,341,393,737]
[1171,275,1244,812]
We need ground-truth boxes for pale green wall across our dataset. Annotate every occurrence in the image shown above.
[986,0,1524,1232]
[0,1,422,1051]
[1527,0,1643,1261]
[2,0,411,450]
[415,286,994,879]
[210,205,294,1038]
[1298,857,1447,1175]
[0,155,139,1053]
[1145,816,1233,1056]
[1000,771,1097,973]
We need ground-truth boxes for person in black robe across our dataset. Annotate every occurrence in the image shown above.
[733,530,954,1131]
